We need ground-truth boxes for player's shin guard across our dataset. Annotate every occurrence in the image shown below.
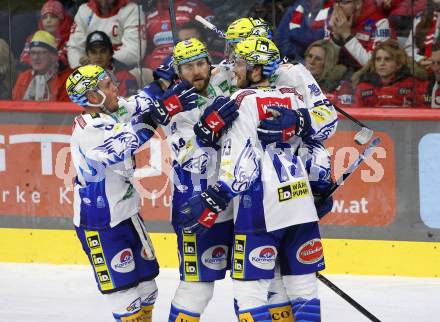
[291,298,320,322]
[237,305,272,322]
[168,304,200,322]
[268,302,294,322]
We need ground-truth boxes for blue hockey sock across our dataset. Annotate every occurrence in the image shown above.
[291,298,321,322]
[168,304,200,322]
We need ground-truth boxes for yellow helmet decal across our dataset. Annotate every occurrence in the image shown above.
[66,65,107,107]
[233,36,280,66]
[226,17,271,43]
[173,38,209,66]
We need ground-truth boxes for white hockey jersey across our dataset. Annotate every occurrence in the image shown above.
[215,61,338,141]
[219,87,331,233]
[67,1,146,68]
[71,92,156,229]
[163,72,234,224]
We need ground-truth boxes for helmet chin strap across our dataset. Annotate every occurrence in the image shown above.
[87,88,113,114]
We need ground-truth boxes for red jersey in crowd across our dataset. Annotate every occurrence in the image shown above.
[13,67,71,102]
[144,0,214,69]
[354,69,428,107]
[327,0,392,69]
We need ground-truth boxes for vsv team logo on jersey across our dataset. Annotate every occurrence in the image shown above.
[256,96,292,120]
[296,239,323,264]
[249,246,277,270]
[111,248,135,273]
[201,245,228,270]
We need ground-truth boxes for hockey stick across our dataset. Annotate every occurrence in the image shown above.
[195,15,226,39]
[316,273,382,322]
[318,136,381,202]
[194,14,374,145]
[316,137,382,322]
[168,0,179,44]
[334,105,374,145]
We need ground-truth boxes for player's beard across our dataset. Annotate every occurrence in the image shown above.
[191,68,211,94]
[192,76,210,93]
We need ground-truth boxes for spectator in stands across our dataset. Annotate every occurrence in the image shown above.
[376,0,426,46]
[275,0,333,62]
[20,0,73,68]
[327,0,391,75]
[353,39,428,107]
[248,0,291,29]
[177,21,223,63]
[404,0,440,70]
[305,39,353,105]
[67,0,145,69]
[85,30,141,96]
[12,31,71,101]
[0,39,16,100]
[144,0,213,69]
[425,43,440,107]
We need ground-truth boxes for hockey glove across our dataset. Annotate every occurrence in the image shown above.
[315,195,334,219]
[153,55,177,84]
[194,96,239,148]
[150,80,198,125]
[257,106,310,144]
[142,80,164,100]
[177,183,233,234]
[312,180,334,219]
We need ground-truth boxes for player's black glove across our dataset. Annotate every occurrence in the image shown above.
[151,80,198,125]
[194,96,238,148]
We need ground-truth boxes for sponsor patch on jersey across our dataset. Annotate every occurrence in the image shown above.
[308,84,321,97]
[398,87,410,95]
[249,246,277,270]
[111,248,135,273]
[279,87,304,102]
[219,80,229,93]
[361,89,374,97]
[201,245,228,270]
[277,179,310,202]
[375,28,390,37]
[234,89,256,106]
[256,96,292,120]
[311,109,326,124]
[76,115,87,129]
[296,239,323,264]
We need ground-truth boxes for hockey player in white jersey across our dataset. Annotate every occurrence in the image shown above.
[224,17,337,203]
[66,64,197,321]
[160,38,239,322]
[177,37,336,322]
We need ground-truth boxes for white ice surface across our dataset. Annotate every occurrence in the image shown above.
[0,263,439,322]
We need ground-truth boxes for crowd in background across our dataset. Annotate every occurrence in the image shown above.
[1,0,440,108]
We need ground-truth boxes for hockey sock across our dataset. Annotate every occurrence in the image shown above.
[237,305,272,322]
[291,298,320,322]
[141,304,153,321]
[113,309,145,322]
[268,302,294,322]
[168,304,200,322]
